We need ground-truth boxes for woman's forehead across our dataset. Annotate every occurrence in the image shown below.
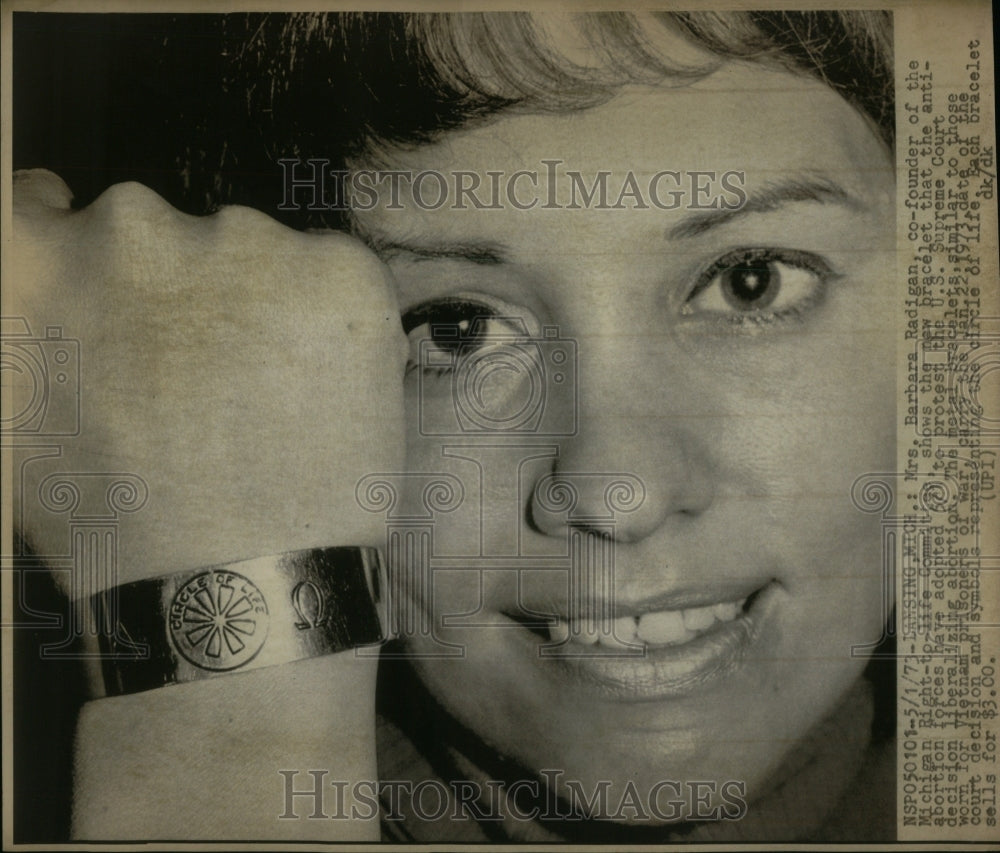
[358,63,890,222]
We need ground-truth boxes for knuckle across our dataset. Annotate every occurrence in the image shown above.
[81,184,193,279]
[201,203,307,264]
[12,169,74,212]
[209,202,283,232]
[89,180,156,209]
[85,181,178,235]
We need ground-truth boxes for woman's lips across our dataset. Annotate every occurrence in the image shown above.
[505,581,778,702]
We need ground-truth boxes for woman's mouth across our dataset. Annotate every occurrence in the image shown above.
[504,582,779,702]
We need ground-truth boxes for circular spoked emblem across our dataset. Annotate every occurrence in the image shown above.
[168,571,269,671]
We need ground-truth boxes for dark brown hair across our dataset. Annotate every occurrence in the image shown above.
[221,11,892,226]
[14,12,893,226]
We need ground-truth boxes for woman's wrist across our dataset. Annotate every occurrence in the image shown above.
[70,547,388,839]
[73,649,381,840]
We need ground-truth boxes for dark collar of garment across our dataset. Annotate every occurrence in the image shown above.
[374,654,895,843]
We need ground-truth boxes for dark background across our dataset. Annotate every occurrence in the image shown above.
[15,14,230,211]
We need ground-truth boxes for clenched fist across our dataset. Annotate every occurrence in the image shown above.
[9,170,406,590]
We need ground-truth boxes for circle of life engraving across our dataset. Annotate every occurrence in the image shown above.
[169,571,269,670]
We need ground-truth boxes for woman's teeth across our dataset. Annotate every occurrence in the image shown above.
[547,598,747,648]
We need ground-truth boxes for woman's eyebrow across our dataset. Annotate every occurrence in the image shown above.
[353,225,508,265]
[666,175,868,241]
[351,175,867,258]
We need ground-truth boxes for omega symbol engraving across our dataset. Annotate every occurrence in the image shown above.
[169,571,269,670]
[292,580,327,630]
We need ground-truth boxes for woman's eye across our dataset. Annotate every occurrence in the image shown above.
[401,296,539,374]
[683,248,836,325]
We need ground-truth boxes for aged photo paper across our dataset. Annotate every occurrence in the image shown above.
[2,0,997,848]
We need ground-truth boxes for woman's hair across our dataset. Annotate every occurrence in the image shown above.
[14,11,892,225]
[210,10,893,227]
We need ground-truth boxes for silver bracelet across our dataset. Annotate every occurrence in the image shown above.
[83,547,388,698]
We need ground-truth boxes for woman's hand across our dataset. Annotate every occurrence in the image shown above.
[11,169,406,582]
[8,170,406,840]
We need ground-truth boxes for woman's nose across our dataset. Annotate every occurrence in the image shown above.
[526,334,715,544]
[528,418,714,543]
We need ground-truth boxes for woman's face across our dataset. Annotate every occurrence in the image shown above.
[354,62,895,817]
